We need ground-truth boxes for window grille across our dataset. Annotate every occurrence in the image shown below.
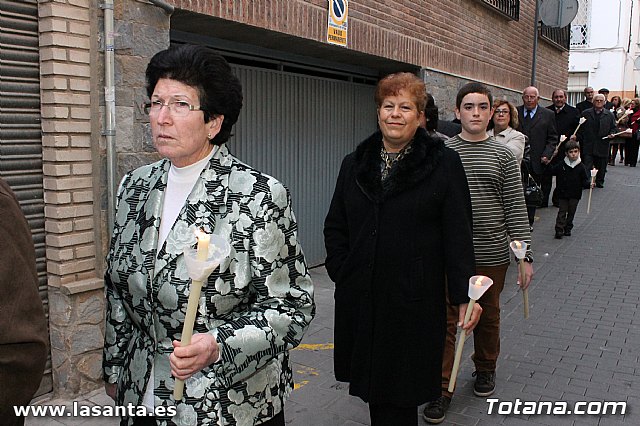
[478,0,519,21]
[570,0,590,47]
[540,24,571,51]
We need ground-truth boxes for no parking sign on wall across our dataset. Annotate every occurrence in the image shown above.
[327,0,348,47]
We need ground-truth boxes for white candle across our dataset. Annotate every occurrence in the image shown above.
[587,169,597,214]
[448,275,493,392]
[196,229,210,261]
[174,229,210,401]
[572,117,586,137]
[511,240,528,319]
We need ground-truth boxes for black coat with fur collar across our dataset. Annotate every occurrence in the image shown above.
[324,127,475,405]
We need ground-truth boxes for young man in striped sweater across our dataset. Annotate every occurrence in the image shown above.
[423,82,534,424]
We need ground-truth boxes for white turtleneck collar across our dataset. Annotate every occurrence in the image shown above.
[564,155,582,168]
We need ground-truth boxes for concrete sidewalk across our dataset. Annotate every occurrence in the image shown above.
[27,163,640,425]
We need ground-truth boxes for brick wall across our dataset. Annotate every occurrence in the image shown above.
[169,0,568,97]
[39,0,104,397]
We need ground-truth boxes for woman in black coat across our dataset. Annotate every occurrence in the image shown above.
[324,73,479,425]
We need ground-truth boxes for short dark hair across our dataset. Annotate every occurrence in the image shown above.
[424,93,439,132]
[375,72,427,113]
[456,82,493,109]
[564,140,580,152]
[145,44,243,145]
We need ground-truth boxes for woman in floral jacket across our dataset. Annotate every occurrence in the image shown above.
[103,44,314,426]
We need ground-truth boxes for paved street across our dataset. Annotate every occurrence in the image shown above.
[28,162,639,425]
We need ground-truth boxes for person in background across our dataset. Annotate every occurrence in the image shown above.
[325,72,480,426]
[627,97,640,167]
[438,118,463,138]
[421,92,451,141]
[598,88,614,110]
[517,86,558,213]
[424,82,533,425]
[547,89,580,206]
[488,99,526,166]
[547,140,593,239]
[610,95,622,111]
[0,177,48,426]
[609,97,628,165]
[103,44,314,426]
[576,86,595,113]
[574,93,617,187]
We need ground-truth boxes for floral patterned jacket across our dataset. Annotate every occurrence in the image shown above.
[103,144,315,425]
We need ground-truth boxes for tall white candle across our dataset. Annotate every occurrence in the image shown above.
[174,229,210,401]
[448,275,493,393]
[515,241,528,319]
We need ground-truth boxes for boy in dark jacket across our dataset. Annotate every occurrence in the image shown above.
[548,140,593,239]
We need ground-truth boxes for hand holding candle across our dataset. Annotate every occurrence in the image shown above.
[509,240,529,319]
[173,230,230,401]
[587,168,597,214]
[616,109,633,124]
[602,128,632,139]
[551,135,568,160]
[448,275,493,393]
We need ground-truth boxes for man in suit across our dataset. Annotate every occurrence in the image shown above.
[547,89,580,206]
[576,86,595,113]
[548,89,580,139]
[0,177,48,426]
[575,94,617,187]
[517,86,559,209]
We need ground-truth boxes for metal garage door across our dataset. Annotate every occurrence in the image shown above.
[228,64,377,266]
[0,0,52,396]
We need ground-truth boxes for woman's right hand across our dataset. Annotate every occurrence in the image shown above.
[105,383,117,401]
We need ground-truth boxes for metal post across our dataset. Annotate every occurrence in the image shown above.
[102,0,116,236]
[531,0,540,87]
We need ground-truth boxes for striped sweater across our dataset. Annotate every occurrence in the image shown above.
[446,135,532,265]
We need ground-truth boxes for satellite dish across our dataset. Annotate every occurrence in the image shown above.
[539,0,579,28]
[635,56,640,70]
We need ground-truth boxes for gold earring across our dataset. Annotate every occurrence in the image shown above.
[207,133,212,140]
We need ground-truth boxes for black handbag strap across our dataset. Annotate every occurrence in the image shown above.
[521,160,539,186]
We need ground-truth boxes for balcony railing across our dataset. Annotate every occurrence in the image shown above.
[479,0,520,21]
[539,23,571,51]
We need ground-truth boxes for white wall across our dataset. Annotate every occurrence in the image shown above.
[569,0,640,96]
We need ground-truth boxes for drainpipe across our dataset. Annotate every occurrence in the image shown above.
[531,0,540,87]
[103,0,173,236]
[148,0,175,14]
[102,0,116,236]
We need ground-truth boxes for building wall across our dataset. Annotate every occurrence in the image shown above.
[168,0,568,99]
[569,0,639,100]
[38,0,568,399]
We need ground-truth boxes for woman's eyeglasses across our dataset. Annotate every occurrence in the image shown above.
[143,100,203,117]
[494,109,510,116]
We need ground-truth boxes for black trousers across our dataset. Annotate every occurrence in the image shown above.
[592,155,608,185]
[555,198,580,233]
[627,137,640,166]
[132,410,285,426]
[369,403,417,426]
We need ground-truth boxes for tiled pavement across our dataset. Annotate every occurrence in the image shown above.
[27,161,640,425]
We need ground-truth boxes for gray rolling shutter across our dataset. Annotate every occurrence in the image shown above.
[229,64,377,266]
[0,0,52,396]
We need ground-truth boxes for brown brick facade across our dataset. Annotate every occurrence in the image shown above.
[169,0,568,97]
